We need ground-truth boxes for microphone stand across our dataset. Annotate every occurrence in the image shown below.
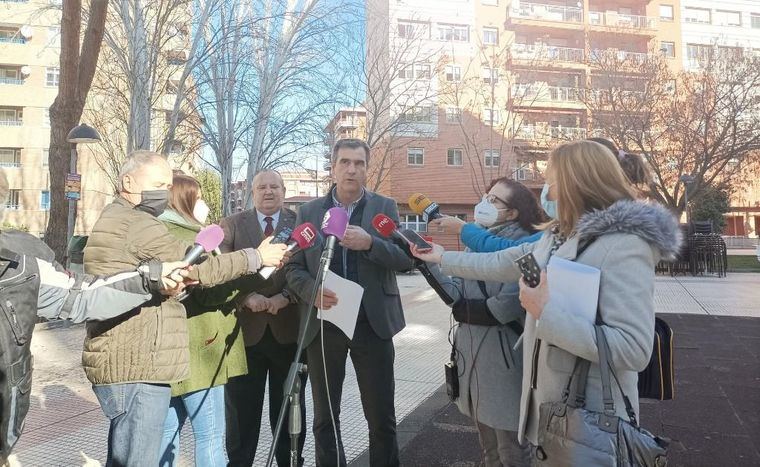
[266,244,333,467]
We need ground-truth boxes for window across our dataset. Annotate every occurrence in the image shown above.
[445,107,462,123]
[483,108,500,125]
[447,148,463,166]
[43,108,50,127]
[0,28,23,44]
[687,43,713,64]
[169,141,184,155]
[660,41,675,58]
[659,5,674,21]
[718,46,743,60]
[398,22,414,38]
[414,63,431,79]
[752,14,760,29]
[399,106,434,123]
[482,67,499,84]
[684,7,711,24]
[0,108,21,124]
[715,10,742,27]
[407,147,424,166]
[47,26,60,45]
[438,24,469,42]
[398,64,414,79]
[42,149,49,167]
[6,189,20,209]
[40,191,50,210]
[400,214,427,232]
[445,65,461,82]
[0,148,21,167]
[482,27,498,45]
[512,160,533,180]
[484,150,500,167]
[45,67,59,87]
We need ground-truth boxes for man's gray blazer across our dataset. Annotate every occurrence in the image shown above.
[285,190,415,346]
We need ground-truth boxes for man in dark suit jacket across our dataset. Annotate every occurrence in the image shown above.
[286,139,415,466]
[220,170,306,467]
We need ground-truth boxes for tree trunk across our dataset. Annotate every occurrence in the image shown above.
[45,0,109,262]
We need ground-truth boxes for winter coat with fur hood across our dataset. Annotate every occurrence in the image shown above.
[439,200,682,445]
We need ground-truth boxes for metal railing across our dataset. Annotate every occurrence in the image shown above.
[516,125,587,140]
[511,2,584,23]
[0,77,24,85]
[0,119,23,126]
[0,36,26,44]
[513,84,584,103]
[512,44,585,63]
[589,11,657,29]
[0,162,21,168]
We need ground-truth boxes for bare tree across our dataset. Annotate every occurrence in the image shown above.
[45,0,109,262]
[343,13,444,192]
[240,0,348,208]
[585,47,760,214]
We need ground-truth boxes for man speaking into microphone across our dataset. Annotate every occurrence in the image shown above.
[286,138,415,467]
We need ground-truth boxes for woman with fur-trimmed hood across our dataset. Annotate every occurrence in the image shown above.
[412,140,682,455]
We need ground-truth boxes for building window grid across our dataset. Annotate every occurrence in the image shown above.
[438,24,469,42]
[482,67,499,84]
[0,148,21,167]
[447,148,463,166]
[46,67,59,87]
[6,189,20,209]
[484,149,501,167]
[684,7,711,24]
[659,5,674,21]
[0,108,22,125]
[42,149,49,167]
[401,214,427,232]
[407,147,424,166]
[445,107,462,123]
[661,41,676,58]
[752,14,760,29]
[483,108,500,125]
[40,191,50,210]
[445,65,461,82]
[715,10,742,27]
[482,27,498,45]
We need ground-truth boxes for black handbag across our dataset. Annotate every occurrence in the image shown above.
[638,317,675,400]
[535,327,669,467]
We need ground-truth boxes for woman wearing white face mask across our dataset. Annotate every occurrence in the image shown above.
[157,174,252,467]
[426,178,545,466]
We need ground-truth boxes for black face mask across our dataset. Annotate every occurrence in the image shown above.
[134,189,169,217]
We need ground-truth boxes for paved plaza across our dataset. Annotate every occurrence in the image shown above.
[13,271,760,466]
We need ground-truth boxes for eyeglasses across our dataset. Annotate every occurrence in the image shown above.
[485,193,510,209]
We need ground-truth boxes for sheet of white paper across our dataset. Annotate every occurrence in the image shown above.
[317,271,365,340]
[546,256,601,323]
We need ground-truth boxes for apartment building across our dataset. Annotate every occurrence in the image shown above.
[362,0,682,248]
[680,0,760,239]
[0,1,198,239]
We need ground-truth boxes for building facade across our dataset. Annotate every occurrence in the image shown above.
[0,1,199,239]
[361,0,684,249]
[680,0,760,240]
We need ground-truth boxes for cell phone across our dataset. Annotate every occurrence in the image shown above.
[271,226,293,244]
[400,229,433,252]
[515,252,541,288]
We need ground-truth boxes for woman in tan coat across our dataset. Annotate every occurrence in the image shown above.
[413,140,681,460]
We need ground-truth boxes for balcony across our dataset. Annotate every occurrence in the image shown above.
[511,2,584,23]
[0,77,24,85]
[512,44,585,65]
[590,49,651,65]
[589,11,657,33]
[334,117,359,131]
[0,119,22,127]
[516,124,587,141]
[513,84,585,104]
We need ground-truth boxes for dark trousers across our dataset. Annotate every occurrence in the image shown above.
[307,320,399,467]
[225,327,307,467]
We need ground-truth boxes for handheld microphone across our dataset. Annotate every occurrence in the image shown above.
[259,222,318,280]
[319,207,349,277]
[371,214,455,305]
[183,224,225,265]
[408,193,443,222]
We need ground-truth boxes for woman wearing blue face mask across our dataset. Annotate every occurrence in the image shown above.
[431,138,651,253]
[426,178,544,467]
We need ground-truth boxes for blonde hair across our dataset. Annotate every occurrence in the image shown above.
[546,140,639,237]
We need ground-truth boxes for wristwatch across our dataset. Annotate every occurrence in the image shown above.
[280,288,297,305]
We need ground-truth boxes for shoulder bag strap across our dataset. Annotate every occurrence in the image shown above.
[595,326,616,416]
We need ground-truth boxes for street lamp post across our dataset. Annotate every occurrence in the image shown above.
[65,123,101,262]
[679,174,696,225]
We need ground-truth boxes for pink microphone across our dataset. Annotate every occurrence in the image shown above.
[319,207,349,276]
[183,224,225,265]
